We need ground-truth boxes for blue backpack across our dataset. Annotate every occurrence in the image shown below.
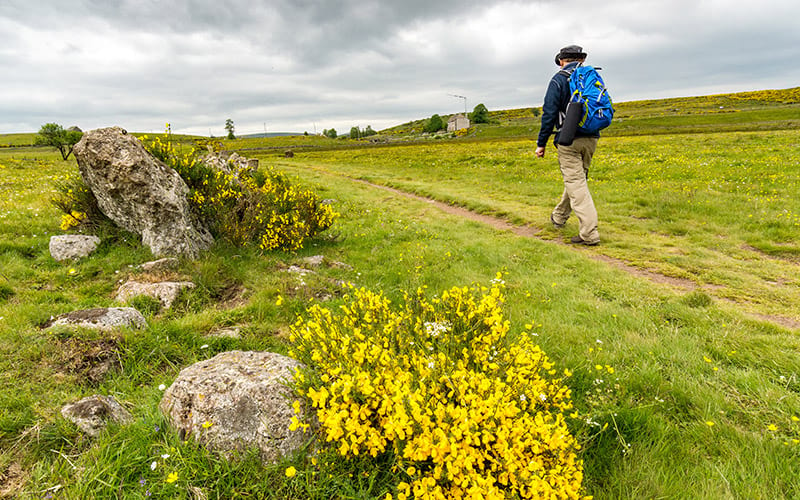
[561,64,614,134]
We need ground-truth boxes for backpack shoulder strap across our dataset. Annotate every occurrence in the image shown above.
[558,62,583,78]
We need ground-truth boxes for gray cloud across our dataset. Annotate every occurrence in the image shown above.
[1,0,799,135]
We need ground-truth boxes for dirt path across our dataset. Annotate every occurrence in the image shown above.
[354,179,800,331]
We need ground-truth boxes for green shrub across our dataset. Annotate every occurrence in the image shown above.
[423,114,445,133]
[0,282,14,302]
[470,103,490,124]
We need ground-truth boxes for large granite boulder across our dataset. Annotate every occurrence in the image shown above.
[73,127,213,258]
[159,351,309,462]
[61,394,132,437]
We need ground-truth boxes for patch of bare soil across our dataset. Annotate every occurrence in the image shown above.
[741,244,800,264]
[217,284,250,309]
[357,179,798,331]
[0,463,26,499]
[48,337,121,385]
[748,313,800,331]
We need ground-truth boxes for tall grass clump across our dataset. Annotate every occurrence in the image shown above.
[290,277,584,499]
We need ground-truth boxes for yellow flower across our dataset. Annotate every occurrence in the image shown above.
[202,420,213,429]
[767,424,778,432]
[705,421,715,427]
[166,472,178,483]
[276,295,284,306]
[285,466,297,478]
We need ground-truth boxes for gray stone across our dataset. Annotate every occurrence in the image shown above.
[49,234,101,262]
[159,351,309,462]
[205,326,242,339]
[61,395,132,437]
[73,127,213,258]
[116,280,195,308]
[48,307,147,331]
[287,265,314,276]
[199,151,257,179]
[140,258,180,272]
[302,255,325,267]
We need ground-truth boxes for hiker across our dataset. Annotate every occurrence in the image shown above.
[535,44,601,246]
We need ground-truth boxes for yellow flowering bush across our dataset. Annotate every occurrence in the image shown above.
[729,87,800,104]
[290,278,585,499]
[142,134,338,251]
[50,174,110,232]
[60,210,87,230]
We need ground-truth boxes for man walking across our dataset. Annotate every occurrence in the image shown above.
[535,45,600,246]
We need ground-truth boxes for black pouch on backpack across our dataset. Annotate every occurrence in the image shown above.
[557,101,583,146]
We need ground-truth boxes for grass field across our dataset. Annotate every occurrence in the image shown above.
[1,89,799,499]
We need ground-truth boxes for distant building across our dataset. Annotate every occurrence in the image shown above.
[447,114,470,132]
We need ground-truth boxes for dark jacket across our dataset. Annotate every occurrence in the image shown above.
[536,61,599,147]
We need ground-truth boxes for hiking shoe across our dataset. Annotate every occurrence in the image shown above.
[550,215,565,229]
[570,235,599,246]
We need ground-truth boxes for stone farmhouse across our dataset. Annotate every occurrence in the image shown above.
[447,114,470,132]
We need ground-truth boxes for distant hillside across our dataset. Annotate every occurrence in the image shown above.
[3,87,798,149]
[239,132,303,139]
[380,86,800,138]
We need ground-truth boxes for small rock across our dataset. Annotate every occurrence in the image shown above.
[116,280,195,308]
[50,235,101,262]
[159,351,309,462]
[48,307,147,331]
[205,326,242,339]
[287,265,314,276]
[302,255,324,267]
[140,258,180,272]
[61,395,132,437]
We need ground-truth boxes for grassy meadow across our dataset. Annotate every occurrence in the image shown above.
[1,89,799,498]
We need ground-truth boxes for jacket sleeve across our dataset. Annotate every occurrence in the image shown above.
[537,77,563,147]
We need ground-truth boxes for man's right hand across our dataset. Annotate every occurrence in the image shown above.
[535,146,546,158]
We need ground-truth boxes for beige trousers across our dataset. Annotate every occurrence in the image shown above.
[552,137,600,243]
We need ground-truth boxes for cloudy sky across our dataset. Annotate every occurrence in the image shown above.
[2,0,799,136]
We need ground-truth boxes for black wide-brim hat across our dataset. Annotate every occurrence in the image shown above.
[555,44,587,65]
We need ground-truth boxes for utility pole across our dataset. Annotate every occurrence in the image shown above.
[449,94,467,116]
